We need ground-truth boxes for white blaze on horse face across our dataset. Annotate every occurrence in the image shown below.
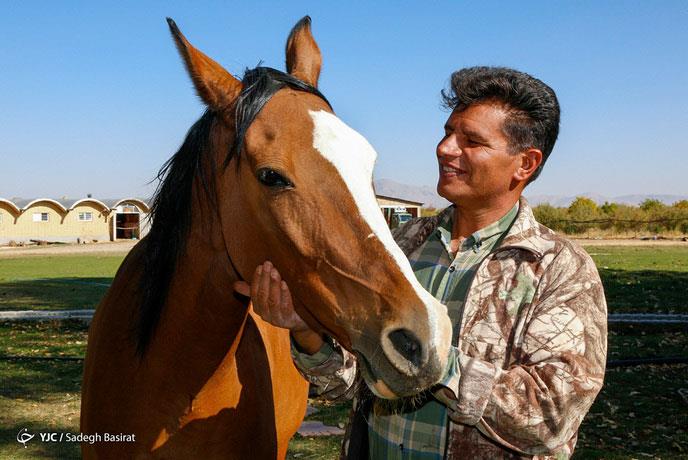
[309,110,450,371]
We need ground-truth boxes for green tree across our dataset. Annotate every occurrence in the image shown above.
[609,204,644,234]
[599,201,618,230]
[421,207,441,217]
[567,197,600,233]
[673,200,688,209]
[532,203,567,232]
[670,201,688,233]
[639,198,665,212]
[640,199,669,233]
[600,201,618,215]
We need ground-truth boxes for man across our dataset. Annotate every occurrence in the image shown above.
[235,66,607,459]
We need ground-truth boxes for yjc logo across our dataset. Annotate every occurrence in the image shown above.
[17,428,35,448]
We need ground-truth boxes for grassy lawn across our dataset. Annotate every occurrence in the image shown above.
[1,246,685,313]
[0,321,85,459]
[586,246,688,314]
[0,255,124,311]
[0,246,687,458]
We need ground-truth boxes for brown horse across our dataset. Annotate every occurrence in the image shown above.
[81,17,452,459]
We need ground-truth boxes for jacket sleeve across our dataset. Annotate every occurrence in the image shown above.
[435,243,608,455]
[291,336,359,400]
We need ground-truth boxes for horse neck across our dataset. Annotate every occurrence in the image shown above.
[151,195,249,365]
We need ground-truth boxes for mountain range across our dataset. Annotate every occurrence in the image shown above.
[373,179,688,208]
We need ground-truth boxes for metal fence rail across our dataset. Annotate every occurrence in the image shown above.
[0,309,95,320]
[2,310,687,324]
[608,313,688,324]
[1,310,686,368]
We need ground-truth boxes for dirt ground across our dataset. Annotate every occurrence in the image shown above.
[571,238,688,246]
[0,237,686,259]
[0,240,139,258]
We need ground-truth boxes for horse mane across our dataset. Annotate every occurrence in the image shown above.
[136,66,331,355]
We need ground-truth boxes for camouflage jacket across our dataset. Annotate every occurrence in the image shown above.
[292,198,608,459]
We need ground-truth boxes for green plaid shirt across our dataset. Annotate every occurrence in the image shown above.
[367,202,518,460]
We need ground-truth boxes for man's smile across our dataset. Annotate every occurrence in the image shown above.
[440,164,467,177]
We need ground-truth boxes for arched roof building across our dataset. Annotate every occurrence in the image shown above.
[1,193,421,244]
[0,197,151,244]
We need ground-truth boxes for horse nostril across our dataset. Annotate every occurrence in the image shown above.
[388,329,424,368]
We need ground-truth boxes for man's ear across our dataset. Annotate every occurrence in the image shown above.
[513,148,543,182]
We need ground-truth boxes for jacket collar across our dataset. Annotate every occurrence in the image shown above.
[433,197,550,259]
[494,197,553,258]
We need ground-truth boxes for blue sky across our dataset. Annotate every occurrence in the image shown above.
[1,1,686,200]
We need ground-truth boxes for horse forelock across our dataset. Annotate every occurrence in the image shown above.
[227,66,331,166]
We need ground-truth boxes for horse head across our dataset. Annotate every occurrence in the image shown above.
[166,17,452,398]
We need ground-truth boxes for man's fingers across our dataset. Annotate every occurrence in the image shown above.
[233,281,251,297]
[251,264,264,309]
[280,281,293,310]
[256,261,275,313]
[269,267,282,310]
[281,281,308,331]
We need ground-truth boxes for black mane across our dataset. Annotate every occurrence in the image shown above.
[136,67,330,355]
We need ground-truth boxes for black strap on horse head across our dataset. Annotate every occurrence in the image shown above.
[227,249,246,283]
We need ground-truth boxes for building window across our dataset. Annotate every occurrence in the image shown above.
[32,212,49,222]
[78,212,93,222]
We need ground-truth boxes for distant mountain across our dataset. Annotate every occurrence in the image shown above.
[374,179,450,209]
[613,194,688,206]
[374,179,687,208]
[526,193,688,207]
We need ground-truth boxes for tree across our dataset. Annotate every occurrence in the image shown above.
[639,199,669,233]
[672,200,688,210]
[670,201,688,233]
[421,207,441,217]
[600,201,618,215]
[639,199,665,212]
[532,203,567,232]
[610,204,644,234]
[567,197,600,233]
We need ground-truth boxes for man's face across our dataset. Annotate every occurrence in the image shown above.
[436,102,523,206]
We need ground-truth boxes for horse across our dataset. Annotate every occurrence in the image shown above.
[80,16,452,459]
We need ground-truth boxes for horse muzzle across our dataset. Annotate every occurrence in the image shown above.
[353,297,452,399]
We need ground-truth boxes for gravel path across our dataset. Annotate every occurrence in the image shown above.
[0,240,138,258]
[2,238,685,259]
[0,238,685,259]
[574,238,687,247]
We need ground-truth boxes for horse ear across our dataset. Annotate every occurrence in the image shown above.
[285,16,322,87]
[167,18,242,111]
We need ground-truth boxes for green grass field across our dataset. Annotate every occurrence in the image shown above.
[0,246,686,458]
[589,246,688,314]
[0,255,124,311]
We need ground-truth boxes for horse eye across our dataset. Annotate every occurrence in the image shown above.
[256,168,293,188]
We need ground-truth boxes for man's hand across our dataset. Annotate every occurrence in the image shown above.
[233,261,324,354]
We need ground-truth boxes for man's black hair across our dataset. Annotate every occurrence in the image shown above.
[441,66,560,182]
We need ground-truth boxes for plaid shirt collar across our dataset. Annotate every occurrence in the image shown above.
[394,197,547,261]
[434,202,520,256]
